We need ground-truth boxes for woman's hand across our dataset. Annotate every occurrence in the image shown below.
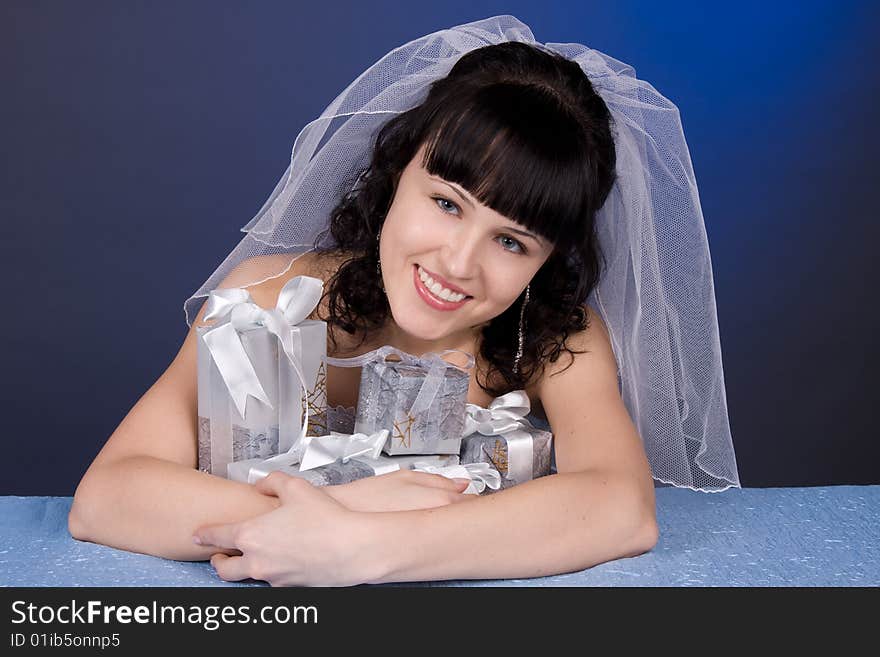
[193,472,384,587]
[322,469,473,512]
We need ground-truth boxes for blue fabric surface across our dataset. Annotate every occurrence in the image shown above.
[1,486,877,586]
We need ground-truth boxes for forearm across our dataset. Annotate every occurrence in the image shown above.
[69,455,280,561]
[365,471,658,583]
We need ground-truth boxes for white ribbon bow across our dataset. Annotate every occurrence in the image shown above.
[463,390,536,485]
[297,429,390,472]
[411,462,502,495]
[201,275,323,450]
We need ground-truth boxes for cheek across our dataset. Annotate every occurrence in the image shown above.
[385,207,445,254]
[471,261,533,319]
[491,278,521,307]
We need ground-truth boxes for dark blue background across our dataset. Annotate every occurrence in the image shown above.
[3,1,877,495]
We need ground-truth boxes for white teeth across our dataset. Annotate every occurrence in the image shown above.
[438,288,465,302]
[417,266,466,303]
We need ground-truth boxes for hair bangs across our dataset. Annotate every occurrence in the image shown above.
[420,82,593,247]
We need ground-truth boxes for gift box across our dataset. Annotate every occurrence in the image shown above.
[196,275,328,478]
[458,390,553,492]
[327,346,473,456]
[228,448,459,486]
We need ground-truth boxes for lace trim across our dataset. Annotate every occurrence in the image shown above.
[327,404,356,413]
[326,404,357,434]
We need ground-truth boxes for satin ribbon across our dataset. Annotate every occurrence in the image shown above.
[201,275,324,456]
[326,346,474,449]
[233,446,451,484]
[297,429,390,472]
[411,461,502,495]
[463,390,536,485]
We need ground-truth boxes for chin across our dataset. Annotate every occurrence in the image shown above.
[386,293,451,337]
[391,309,450,341]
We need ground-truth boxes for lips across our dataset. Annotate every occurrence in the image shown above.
[417,265,472,297]
[412,264,471,311]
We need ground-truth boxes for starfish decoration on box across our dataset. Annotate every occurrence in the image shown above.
[304,361,328,437]
[392,413,417,448]
[481,438,509,476]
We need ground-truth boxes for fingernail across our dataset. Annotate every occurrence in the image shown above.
[192,535,202,545]
[453,478,471,485]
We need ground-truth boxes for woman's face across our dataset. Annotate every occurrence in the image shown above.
[379,144,553,345]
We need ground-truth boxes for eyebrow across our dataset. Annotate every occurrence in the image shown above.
[430,177,544,246]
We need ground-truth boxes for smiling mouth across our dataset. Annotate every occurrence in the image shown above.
[413,264,473,309]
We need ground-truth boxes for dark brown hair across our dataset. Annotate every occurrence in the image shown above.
[313,41,617,396]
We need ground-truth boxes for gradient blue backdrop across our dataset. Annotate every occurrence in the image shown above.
[2,1,877,495]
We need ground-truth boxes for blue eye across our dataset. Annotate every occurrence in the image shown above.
[432,195,527,255]
[498,235,527,255]
[433,196,460,215]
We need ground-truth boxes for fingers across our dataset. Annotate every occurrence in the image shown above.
[431,489,471,508]
[193,522,241,550]
[452,478,472,491]
[210,553,252,582]
[255,471,307,501]
[405,470,471,491]
[254,470,287,497]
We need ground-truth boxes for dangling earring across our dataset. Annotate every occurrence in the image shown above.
[375,229,386,294]
[513,284,530,375]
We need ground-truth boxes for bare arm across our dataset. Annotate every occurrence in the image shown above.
[364,469,654,583]
[183,305,656,585]
[70,457,281,561]
[362,306,658,583]
[68,254,305,561]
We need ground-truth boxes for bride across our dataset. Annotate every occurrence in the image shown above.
[68,16,737,586]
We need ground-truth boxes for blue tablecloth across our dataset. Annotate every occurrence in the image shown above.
[1,486,877,586]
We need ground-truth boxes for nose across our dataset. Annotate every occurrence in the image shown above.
[439,227,481,282]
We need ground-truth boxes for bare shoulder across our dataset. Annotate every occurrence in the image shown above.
[535,304,653,480]
[198,250,349,322]
[535,304,618,397]
[218,251,324,291]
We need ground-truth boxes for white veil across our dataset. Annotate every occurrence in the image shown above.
[184,15,740,492]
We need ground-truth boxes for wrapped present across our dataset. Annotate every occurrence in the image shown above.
[229,429,389,483]
[228,431,459,485]
[411,461,501,495]
[458,390,553,492]
[325,346,473,456]
[196,275,328,478]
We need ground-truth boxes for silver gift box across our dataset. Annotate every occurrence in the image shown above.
[354,359,469,456]
[228,452,459,486]
[458,427,553,492]
[196,319,328,478]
